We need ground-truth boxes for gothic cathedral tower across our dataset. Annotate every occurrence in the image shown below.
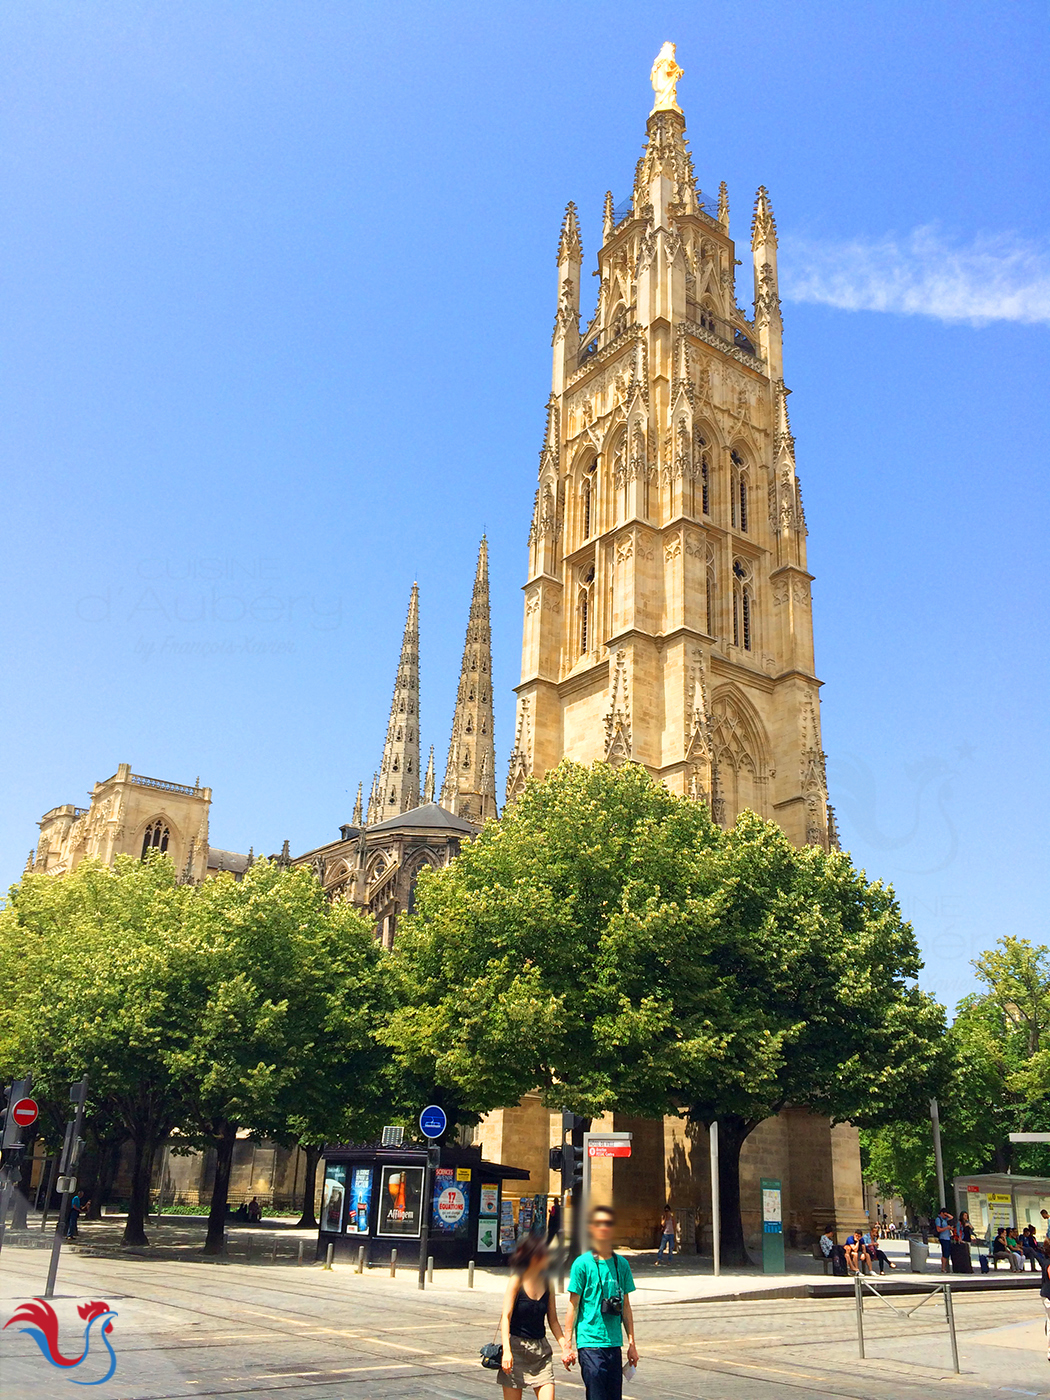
[507,52,836,851]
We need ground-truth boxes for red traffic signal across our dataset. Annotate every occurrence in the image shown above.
[12,1098,38,1128]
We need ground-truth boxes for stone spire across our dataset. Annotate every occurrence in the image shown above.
[352,782,363,827]
[366,771,380,825]
[751,186,782,377]
[376,583,421,820]
[602,189,615,241]
[557,200,582,263]
[718,180,730,229]
[441,537,497,824]
[423,747,435,804]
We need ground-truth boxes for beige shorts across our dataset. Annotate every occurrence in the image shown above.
[497,1334,555,1389]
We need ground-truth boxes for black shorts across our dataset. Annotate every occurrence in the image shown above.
[939,1238,952,1257]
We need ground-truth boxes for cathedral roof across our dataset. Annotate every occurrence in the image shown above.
[206,847,252,874]
[366,801,478,836]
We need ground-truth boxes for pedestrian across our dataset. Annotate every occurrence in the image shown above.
[564,1205,639,1400]
[65,1191,87,1240]
[933,1208,955,1274]
[546,1198,561,1246]
[655,1204,675,1265]
[497,1234,569,1398]
[1041,1241,1050,1361]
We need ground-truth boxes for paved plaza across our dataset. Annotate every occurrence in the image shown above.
[3,1223,1050,1399]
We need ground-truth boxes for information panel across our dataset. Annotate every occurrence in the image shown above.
[761,1176,784,1274]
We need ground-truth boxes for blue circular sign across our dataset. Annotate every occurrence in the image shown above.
[419,1104,447,1139]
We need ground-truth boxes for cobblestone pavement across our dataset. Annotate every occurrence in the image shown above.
[3,1234,1050,1400]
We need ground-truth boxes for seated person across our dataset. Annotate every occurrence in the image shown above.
[819,1229,848,1274]
[992,1228,1022,1270]
[866,1225,896,1273]
[1019,1226,1047,1271]
[844,1231,871,1274]
[247,1197,262,1223]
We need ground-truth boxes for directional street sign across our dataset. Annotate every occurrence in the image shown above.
[12,1099,38,1128]
[419,1104,447,1140]
[587,1138,632,1159]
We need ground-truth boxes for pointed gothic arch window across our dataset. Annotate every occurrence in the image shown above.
[581,460,597,541]
[465,716,474,733]
[140,821,170,859]
[578,564,595,658]
[730,450,750,533]
[706,562,717,637]
[732,558,755,651]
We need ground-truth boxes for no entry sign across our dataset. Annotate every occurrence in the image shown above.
[12,1098,38,1128]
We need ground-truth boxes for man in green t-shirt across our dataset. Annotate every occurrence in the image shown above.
[564,1204,638,1400]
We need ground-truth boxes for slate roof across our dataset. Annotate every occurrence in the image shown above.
[366,801,477,836]
[206,847,252,874]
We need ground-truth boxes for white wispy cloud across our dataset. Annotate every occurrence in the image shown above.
[780,226,1050,327]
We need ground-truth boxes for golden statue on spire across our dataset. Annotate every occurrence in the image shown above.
[649,41,683,114]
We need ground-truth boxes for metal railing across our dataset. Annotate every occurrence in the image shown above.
[854,1274,959,1373]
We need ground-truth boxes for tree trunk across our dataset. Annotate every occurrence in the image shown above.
[88,1138,123,1219]
[295,1144,322,1229]
[203,1120,237,1256]
[715,1114,757,1268]
[123,1138,154,1246]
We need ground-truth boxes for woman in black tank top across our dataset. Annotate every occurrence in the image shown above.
[497,1234,569,1397]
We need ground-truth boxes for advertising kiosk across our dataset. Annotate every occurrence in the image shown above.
[318,1140,530,1267]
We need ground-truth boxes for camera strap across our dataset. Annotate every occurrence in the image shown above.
[589,1248,623,1299]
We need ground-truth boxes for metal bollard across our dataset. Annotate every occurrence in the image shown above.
[324,1243,334,1271]
[272,1233,278,1262]
[854,1274,865,1358]
[427,1255,434,1284]
[390,1247,397,1277]
[298,1240,305,1266]
[468,1261,475,1289]
[357,1246,365,1274]
[943,1282,960,1373]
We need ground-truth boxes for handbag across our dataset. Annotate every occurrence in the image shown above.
[480,1322,504,1371]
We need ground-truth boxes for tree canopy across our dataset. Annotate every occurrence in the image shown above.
[863,937,1050,1215]
[0,853,386,1247]
[385,760,945,1261]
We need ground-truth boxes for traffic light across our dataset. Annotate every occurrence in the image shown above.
[564,1143,584,1191]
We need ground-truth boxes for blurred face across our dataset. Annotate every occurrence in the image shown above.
[590,1212,615,1242]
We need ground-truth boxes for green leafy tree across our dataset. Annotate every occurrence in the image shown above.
[172,859,387,1253]
[0,855,198,1245]
[385,761,944,1263]
[861,939,1050,1215]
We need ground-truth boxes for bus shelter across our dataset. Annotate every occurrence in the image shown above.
[318,1141,530,1267]
[954,1173,1050,1236]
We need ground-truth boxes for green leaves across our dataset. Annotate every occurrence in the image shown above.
[383,761,941,1133]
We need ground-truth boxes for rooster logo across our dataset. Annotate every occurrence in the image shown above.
[3,1298,117,1384]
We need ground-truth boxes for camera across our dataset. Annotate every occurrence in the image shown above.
[600,1294,624,1316]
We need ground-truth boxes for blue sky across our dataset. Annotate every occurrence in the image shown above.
[2,1,1047,1010]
